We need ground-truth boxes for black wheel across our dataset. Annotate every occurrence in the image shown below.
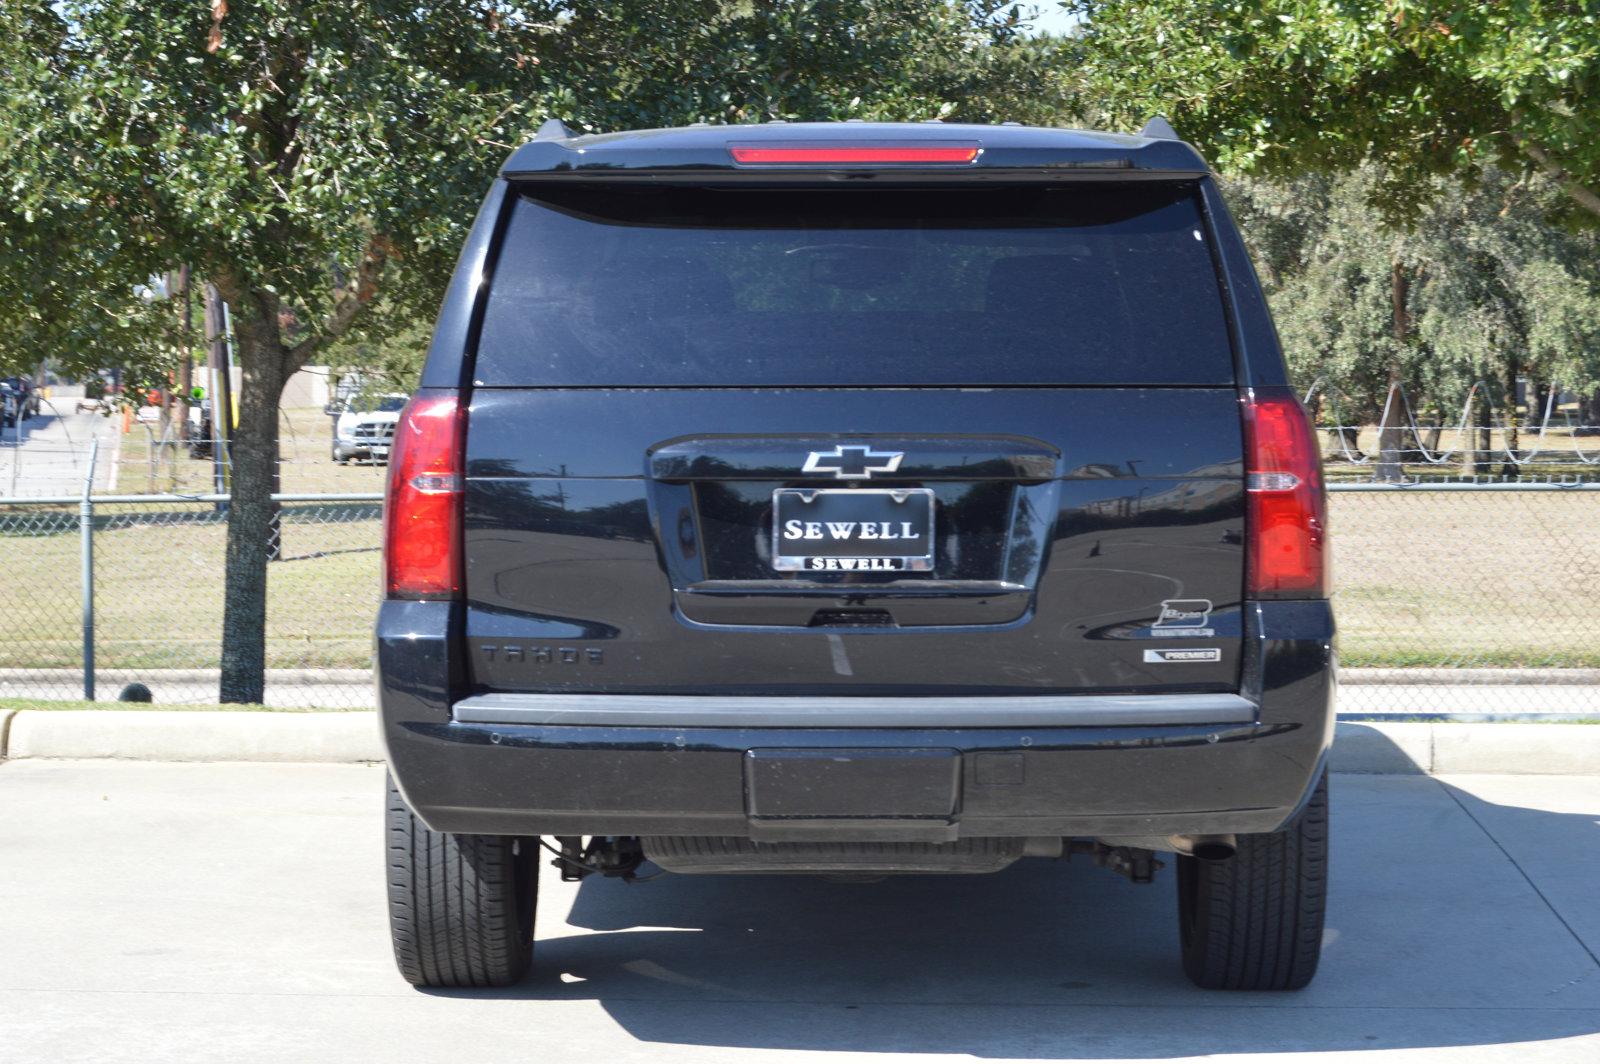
[1177,770,1329,991]
[385,774,538,987]
[332,443,348,464]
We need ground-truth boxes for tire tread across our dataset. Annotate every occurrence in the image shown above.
[385,775,535,987]
[1179,771,1328,991]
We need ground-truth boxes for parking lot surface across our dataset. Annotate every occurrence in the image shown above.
[0,761,1596,1064]
[0,402,121,497]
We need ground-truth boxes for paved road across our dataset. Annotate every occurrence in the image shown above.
[1,763,1597,1063]
[0,398,122,497]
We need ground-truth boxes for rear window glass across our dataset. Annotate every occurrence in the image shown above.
[474,183,1234,386]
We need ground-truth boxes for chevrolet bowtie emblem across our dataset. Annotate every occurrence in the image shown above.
[802,445,905,480]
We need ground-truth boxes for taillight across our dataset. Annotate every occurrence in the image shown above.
[1241,387,1327,598]
[728,144,980,165]
[384,392,465,599]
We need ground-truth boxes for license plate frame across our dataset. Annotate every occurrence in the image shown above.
[771,487,935,573]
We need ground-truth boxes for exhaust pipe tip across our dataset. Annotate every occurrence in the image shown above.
[1188,835,1237,862]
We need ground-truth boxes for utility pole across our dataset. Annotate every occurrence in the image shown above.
[203,283,233,507]
[173,267,192,443]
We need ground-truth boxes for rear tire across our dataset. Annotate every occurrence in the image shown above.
[1177,770,1329,991]
[385,775,538,987]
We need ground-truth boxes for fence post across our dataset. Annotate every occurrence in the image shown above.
[80,439,98,701]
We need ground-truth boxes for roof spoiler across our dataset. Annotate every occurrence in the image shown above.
[534,118,579,141]
[500,121,1211,178]
[1139,116,1180,141]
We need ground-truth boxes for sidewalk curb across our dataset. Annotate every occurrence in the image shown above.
[1340,667,1600,686]
[1,712,1596,774]
[3,711,381,763]
[1333,721,1600,775]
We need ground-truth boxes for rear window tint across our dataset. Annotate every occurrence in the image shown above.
[474,183,1234,386]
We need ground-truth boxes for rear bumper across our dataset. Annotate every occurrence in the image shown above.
[379,599,1334,841]
[452,691,1256,729]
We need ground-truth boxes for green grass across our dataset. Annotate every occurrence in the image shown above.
[0,698,367,712]
[115,406,390,496]
[1343,648,1600,668]
[1344,716,1600,724]
[0,502,380,670]
[1327,491,1600,669]
[3,481,1597,673]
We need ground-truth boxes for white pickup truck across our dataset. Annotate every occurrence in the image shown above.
[328,393,408,464]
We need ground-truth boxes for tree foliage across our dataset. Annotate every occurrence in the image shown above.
[1069,1,1600,222]
[0,1,1075,700]
[0,0,1074,385]
[1229,166,1600,421]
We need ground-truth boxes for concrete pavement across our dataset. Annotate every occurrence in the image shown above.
[0,398,122,497]
[0,668,377,710]
[1338,683,1600,717]
[0,760,1596,1063]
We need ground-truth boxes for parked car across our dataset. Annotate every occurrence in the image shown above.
[327,392,407,463]
[1,376,38,423]
[12,377,39,418]
[378,120,1334,992]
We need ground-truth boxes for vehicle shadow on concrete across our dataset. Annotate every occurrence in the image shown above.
[0,410,50,446]
[431,730,1600,1058]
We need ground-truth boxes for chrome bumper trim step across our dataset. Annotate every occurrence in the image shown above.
[451,692,1255,729]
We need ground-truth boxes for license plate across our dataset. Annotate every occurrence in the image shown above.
[772,488,934,572]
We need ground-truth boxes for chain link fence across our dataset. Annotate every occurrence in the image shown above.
[0,491,381,708]
[1330,482,1600,717]
[0,394,390,500]
[2,476,1598,718]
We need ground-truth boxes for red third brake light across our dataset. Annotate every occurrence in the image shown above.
[1241,387,1327,598]
[385,392,465,599]
[729,145,980,165]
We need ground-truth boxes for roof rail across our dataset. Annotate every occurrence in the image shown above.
[534,118,578,141]
[1139,115,1179,141]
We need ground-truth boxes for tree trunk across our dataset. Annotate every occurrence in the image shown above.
[1375,378,1404,481]
[1578,387,1600,437]
[1526,380,1549,468]
[1376,261,1409,482]
[1500,355,1521,478]
[1464,384,1490,477]
[1334,424,1364,460]
[1518,139,1600,221]
[1478,393,1493,471]
[218,310,291,704]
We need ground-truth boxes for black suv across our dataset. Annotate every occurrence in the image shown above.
[379,120,1334,992]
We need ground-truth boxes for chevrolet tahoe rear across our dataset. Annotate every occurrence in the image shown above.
[378,120,1335,992]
